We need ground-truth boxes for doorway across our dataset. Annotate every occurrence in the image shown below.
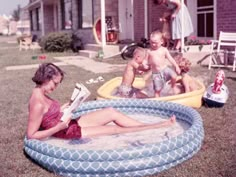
[118,0,134,41]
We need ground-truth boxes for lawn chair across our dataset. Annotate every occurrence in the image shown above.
[19,36,32,51]
[19,35,41,51]
[208,31,236,71]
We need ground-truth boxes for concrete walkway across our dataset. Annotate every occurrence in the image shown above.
[183,51,210,66]
[5,56,126,73]
[5,52,209,72]
[54,56,126,73]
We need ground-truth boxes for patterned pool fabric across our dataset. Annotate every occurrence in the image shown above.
[24,99,204,177]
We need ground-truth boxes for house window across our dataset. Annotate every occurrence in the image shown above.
[35,8,40,31]
[197,0,214,37]
[30,10,33,31]
[61,0,72,30]
[30,8,41,31]
[78,0,93,28]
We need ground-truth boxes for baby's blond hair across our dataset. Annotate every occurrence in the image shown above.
[175,55,192,73]
[133,47,147,59]
[150,30,164,40]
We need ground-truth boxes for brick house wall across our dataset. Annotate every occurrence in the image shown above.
[44,5,54,34]
[133,0,145,41]
[132,0,171,41]
[28,0,236,44]
[130,0,165,41]
[148,1,165,35]
[217,0,236,36]
[148,0,236,40]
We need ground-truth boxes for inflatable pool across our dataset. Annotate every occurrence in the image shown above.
[97,77,206,108]
[24,99,204,177]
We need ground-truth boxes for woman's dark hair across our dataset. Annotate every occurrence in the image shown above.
[32,63,65,85]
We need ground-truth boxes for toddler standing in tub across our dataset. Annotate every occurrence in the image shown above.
[147,30,181,97]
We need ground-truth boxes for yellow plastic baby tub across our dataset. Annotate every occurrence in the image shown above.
[97,77,206,108]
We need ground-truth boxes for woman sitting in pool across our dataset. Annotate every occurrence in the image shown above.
[27,63,176,140]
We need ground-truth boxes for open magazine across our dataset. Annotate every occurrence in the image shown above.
[61,83,91,122]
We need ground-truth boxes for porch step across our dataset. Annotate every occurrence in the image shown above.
[84,44,102,51]
[78,43,122,59]
[78,50,98,58]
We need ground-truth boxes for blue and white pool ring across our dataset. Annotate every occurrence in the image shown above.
[24,99,204,177]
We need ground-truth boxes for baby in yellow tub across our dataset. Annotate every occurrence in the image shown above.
[117,47,150,98]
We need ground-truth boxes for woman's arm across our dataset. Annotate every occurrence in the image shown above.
[170,0,181,18]
[27,103,69,140]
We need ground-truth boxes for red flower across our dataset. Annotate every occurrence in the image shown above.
[189,36,197,40]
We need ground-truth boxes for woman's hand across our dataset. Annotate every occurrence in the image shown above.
[171,13,176,19]
[57,121,69,130]
[60,102,70,112]
[58,113,72,130]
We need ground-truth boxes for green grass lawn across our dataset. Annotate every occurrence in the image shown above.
[0,36,235,177]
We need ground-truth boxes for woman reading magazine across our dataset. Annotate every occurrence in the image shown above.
[27,63,176,140]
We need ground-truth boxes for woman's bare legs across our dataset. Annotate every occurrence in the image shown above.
[174,39,181,50]
[76,107,176,138]
[77,107,146,127]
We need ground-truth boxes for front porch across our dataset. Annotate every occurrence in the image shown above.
[76,41,211,67]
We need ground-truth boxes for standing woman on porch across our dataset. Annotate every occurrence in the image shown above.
[156,0,193,51]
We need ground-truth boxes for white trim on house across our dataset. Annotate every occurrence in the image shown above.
[24,0,41,9]
[101,0,106,47]
[214,0,217,39]
[187,0,216,40]
[131,0,134,40]
[144,0,148,39]
[53,4,58,32]
[40,0,45,36]
[181,0,184,53]
[118,0,134,41]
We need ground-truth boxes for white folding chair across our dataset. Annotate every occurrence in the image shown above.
[208,31,236,71]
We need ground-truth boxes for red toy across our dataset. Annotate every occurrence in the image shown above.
[203,70,229,107]
[212,70,225,94]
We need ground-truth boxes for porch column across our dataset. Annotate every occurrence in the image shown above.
[53,4,58,32]
[181,0,184,53]
[100,0,106,47]
[40,0,45,36]
[144,0,148,38]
